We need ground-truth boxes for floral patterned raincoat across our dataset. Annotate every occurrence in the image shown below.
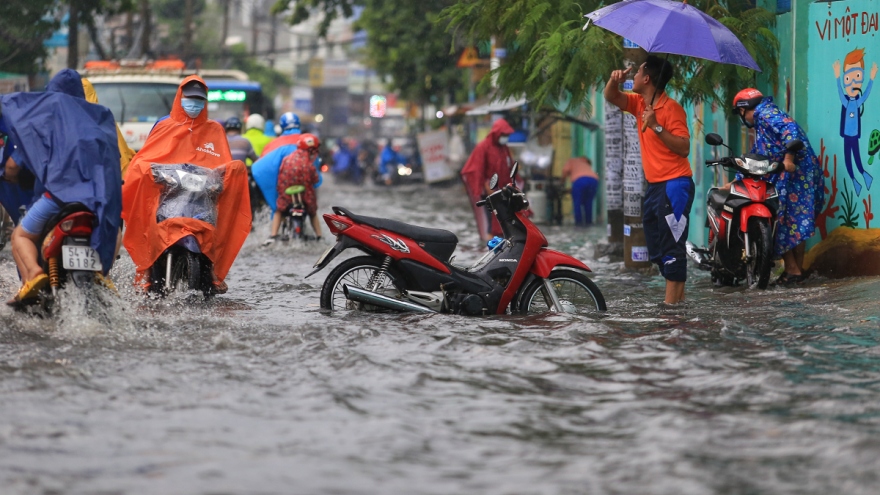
[750,97,825,258]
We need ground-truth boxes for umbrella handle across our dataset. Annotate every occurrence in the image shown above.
[641,121,649,133]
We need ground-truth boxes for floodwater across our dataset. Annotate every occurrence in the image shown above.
[2,177,880,495]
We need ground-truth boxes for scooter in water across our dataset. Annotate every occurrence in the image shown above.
[686,133,804,289]
[279,184,311,241]
[147,163,224,298]
[308,162,606,315]
[11,203,109,311]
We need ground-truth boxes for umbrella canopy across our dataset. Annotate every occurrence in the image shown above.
[584,0,760,71]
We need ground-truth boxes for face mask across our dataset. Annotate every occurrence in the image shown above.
[738,111,754,129]
[181,98,205,118]
[499,135,510,145]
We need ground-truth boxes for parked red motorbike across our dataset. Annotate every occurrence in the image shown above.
[686,133,803,289]
[308,163,606,315]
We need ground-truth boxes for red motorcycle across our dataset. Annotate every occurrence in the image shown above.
[308,163,606,315]
[10,203,106,311]
[686,133,803,289]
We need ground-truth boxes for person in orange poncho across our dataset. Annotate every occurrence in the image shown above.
[122,75,251,293]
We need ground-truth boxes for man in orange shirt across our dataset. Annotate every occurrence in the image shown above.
[604,56,694,305]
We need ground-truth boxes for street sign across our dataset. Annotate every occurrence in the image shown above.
[457,47,482,68]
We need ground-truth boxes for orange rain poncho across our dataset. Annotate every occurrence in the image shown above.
[122,75,252,286]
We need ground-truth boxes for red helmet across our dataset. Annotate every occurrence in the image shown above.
[732,88,763,110]
[298,133,321,151]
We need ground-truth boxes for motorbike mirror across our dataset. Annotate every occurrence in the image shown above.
[510,161,519,180]
[489,174,499,190]
[705,133,724,146]
[785,139,805,153]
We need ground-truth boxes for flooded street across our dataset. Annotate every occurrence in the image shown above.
[2,178,880,495]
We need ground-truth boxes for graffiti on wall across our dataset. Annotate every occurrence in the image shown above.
[804,0,880,277]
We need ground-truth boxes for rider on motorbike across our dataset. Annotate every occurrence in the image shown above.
[225,117,259,165]
[122,76,251,294]
[252,113,322,239]
[243,114,273,163]
[0,69,122,305]
[266,134,323,243]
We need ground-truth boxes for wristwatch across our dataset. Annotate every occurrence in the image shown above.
[653,125,663,134]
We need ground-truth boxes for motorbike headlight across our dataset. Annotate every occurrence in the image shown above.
[744,157,772,175]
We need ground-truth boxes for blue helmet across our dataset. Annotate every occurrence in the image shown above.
[224,116,242,131]
[279,112,300,131]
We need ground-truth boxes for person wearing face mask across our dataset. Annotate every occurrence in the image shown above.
[122,75,251,294]
[460,118,515,242]
[729,89,824,286]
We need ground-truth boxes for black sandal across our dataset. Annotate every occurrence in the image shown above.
[776,272,805,286]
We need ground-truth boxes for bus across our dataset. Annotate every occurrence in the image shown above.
[81,60,269,150]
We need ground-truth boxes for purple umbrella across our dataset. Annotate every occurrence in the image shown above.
[583,0,761,71]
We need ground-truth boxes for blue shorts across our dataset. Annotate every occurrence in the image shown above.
[20,195,62,236]
[643,177,695,282]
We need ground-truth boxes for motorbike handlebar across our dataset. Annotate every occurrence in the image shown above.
[475,199,487,207]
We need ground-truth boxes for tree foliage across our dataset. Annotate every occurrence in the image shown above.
[268,0,777,115]
[272,0,466,106]
[270,0,359,37]
[354,0,464,104]
[441,0,778,116]
[0,0,59,74]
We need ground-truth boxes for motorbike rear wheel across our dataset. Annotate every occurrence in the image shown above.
[516,269,606,313]
[320,256,403,311]
[746,219,773,289]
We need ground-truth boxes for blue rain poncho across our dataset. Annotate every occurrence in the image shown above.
[0,69,122,273]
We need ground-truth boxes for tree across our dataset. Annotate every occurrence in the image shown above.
[0,0,58,75]
[270,0,359,37]
[271,0,467,109]
[65,0,135,68]
[354,0,465,107]
[441,0,778,115]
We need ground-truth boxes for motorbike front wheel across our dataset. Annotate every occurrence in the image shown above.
[320,256,403,311]
[746,219,773,289]
[516,270,606,314]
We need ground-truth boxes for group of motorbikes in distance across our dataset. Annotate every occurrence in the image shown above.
[324,136,424,187]
[3,131,796,316]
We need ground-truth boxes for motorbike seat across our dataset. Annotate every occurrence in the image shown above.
[707,188,729,211]
[333,206,458,261]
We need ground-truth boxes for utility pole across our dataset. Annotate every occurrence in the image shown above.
[140,0,152,58]
[221,0,230,63]
[251,2,258,56]
[67,1,80,69]
[268,13,277,68]
[183,0,194,63]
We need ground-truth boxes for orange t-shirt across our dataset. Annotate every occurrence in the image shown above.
[624,92,692,184]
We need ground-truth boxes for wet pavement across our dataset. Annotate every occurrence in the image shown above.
[2,177,880,494]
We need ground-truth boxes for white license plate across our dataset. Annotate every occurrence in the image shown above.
[62,245,103,271]
[314,245,334,267]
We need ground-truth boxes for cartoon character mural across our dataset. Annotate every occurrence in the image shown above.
[833,48,878,195]
[800,1,880,278]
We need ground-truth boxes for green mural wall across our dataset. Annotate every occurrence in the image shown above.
[801,0,880,276]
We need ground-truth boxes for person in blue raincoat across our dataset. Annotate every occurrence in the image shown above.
[0,69,121,304]
[0,119,33,227]
[378,139,401,186]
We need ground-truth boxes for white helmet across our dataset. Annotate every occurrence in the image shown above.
[245,113,266,131]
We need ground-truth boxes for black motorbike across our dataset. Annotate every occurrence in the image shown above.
[148,163,224,297]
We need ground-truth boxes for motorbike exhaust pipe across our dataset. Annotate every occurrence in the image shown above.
[343,285,433,313]
[685,241,712,270]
